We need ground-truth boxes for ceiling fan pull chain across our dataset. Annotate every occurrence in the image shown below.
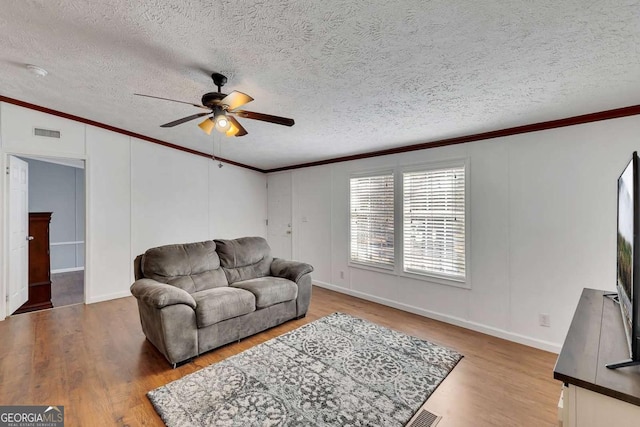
[218,133,223,168]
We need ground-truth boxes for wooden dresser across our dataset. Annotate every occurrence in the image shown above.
[15,212,53,313]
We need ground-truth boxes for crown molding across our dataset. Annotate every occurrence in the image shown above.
[266,104,640,173]
[3,95,640,175]
[0,95,265,173]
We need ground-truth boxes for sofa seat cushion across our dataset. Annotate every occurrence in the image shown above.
[231,277,298,309]
[192,287,256,328]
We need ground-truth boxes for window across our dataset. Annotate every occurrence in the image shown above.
[348,162,468,287]
[403,166,466,280]
[350,173,395,268]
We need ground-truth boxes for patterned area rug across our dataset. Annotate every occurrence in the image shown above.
[148,312,462,426]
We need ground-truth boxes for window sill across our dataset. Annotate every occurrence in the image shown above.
[348,261,397,277]
[348,262,471,290]
[400,270,471,290]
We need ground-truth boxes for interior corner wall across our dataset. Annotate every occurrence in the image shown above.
[0,102,268,310]
[270,114,640,353]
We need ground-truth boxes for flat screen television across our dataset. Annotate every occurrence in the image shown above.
[607,151,640,369]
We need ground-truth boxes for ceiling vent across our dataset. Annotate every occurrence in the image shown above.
[33,128,61,139]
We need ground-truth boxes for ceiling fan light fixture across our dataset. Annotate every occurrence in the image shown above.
[226,121,240,137]
[198,118,215,135]
[215,115,230,131]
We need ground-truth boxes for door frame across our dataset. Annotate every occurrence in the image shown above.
[1,150,89,319]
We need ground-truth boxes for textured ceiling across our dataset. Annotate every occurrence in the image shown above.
[1,0,639,170]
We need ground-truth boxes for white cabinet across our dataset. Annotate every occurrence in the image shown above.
[555,289,640,427]
[560,384,640,427]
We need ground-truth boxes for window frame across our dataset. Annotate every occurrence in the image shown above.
[398,159,471,289]
[348,169,396,272]
[347,159,471,290]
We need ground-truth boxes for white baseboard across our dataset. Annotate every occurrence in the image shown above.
[51,266,85,274]
[313,280,562,354]
[86,290,131,304]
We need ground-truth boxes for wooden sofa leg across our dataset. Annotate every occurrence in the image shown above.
[296,313,307,320]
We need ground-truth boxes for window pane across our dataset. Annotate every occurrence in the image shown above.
[350,174,394,267]
[403,166,465,279]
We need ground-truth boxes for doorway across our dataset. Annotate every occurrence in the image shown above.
[12,155,85,314]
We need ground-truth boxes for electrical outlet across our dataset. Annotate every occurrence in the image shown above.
[539,313,551,327]
[340,271,345,279]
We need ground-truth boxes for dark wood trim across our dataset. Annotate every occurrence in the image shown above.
[0,95,265,173]
[266,104,640,173]
[4,94,640,174]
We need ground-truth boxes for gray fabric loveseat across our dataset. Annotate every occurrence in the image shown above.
[130,236,313,366]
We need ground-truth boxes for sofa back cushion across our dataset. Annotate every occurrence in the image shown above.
[141,240,228,293]
[214,237,273,284]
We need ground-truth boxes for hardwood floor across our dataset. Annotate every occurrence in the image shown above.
[0,286,561,426]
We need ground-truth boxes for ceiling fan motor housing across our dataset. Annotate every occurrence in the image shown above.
[201,92,227,108]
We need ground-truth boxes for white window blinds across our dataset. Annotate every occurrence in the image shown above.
[403,166,465,279]
[350,174,395,268]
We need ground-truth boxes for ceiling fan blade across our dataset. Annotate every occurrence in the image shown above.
[160,112,211,128]
[233,110,295,127]
[226,116,248,137]
[134,93,209,110]
[220,91,254,111]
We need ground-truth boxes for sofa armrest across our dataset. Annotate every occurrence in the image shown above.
[270,258,314,283]
[130,279,196,309]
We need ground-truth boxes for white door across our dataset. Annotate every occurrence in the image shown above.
[8,156,29,314]
[267,172,292,259]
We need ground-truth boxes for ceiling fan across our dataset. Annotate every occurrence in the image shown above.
[134,72,294,137]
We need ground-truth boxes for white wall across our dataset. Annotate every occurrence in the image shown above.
[292,167,332,282]
[270,115,640,352]
[0,102,268,310]
[210,161,268,239]
[130,138,211,257]
[85,126,131,303]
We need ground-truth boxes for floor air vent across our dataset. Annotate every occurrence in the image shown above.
[406,409,441,427]
[34,128,61,138]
